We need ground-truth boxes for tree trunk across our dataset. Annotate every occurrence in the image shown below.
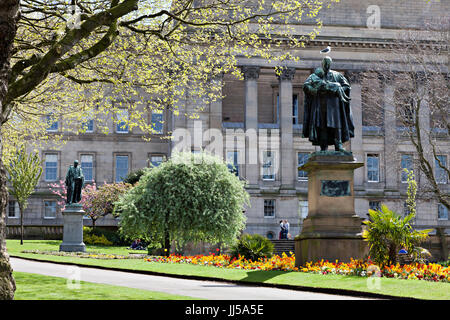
[0,0,20,300]
[19,204,23,245]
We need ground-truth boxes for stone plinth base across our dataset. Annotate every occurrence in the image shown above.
[295,234,368,267]
[59,204,86,252]
[295,151,367,267]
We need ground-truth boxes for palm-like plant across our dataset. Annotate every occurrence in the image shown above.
[230,234,274,261]
[363,204,432,266]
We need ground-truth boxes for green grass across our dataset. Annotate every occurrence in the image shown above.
[7,240,450,300]
[13,272,199,300]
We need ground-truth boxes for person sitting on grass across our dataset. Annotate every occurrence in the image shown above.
[130,239,145,250]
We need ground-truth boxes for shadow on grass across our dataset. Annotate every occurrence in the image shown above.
[241,270,292,284]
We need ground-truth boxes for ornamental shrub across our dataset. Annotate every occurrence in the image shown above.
[116,152,249,255]
[230,233,274,261]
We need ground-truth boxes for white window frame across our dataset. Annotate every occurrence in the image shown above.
[400,154,413,183]
[435,155,448,184]
[151,110,164,135]
[46,114,59,132]
[8,201,20,218]
[262,150,276,181]
[80,154,94,182]
[115,154,129,182]
[438,203,448,220]
[367,153,380,183]
[116,109,129,133]
[264,199,276,218]
[149,154,166,167]
[44,153,58,182]
[43,200,57,219]
[297,152,309,181]
[226,150,240,177]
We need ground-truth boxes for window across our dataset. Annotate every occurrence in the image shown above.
[45,154,58,181]
[293,94,299,125]
[401,154,413,183]
[297,152,309,180]
[275,93,300,125]
[115,155,129,182]
[226,151,240,177]
[151,110,164,134]
[264,199,275,218]
[299,200,308,219]
[438,204,448,220]
[149,155,165,167]
[82,119,94,133]
[369,201,381,212]
[46,114,59,132]
[262,151,275,180]
[367,154,379,182]
[80,154,94,182]
[116,109,129,133]
[44,201,57,219]
[435,155,448,184]
[8,201,19,218]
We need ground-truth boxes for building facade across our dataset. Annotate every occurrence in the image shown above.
[6,0,449,239]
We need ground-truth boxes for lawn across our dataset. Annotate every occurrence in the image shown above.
[13,272,198,300]
[6,240,450,300]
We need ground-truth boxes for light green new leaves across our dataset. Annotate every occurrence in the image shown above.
[116,151,249,248]
[6,147,42,212]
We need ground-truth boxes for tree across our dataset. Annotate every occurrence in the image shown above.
[83,182,131,229]
[0,0,20,300]
[0,0,336,300]
[363,204,432,267]
[362,17,449,210]
[116,152,249,255]
[5,147,42,245]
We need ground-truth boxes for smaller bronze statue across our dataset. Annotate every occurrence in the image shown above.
[65,160,84,205]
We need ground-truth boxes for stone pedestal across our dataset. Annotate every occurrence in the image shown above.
[295,152,367,267]
[59,204,86,252]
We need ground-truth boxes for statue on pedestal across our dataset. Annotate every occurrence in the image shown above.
[302,56,355,152]
[65,160,84,205]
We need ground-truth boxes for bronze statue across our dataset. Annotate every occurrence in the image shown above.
[302,56,354,152]
[65,160,84,204]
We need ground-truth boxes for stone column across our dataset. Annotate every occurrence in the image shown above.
[383,80,398,190]
[348,71,364,187]
[277,67,296,189]
[59,204,86,252]
[242,66,260,187]
[209,74,223,132]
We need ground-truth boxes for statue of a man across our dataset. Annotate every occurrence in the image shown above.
[65,160,84,204]
[302,56,354,152]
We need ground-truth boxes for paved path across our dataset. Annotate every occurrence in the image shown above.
[11,257,370,300]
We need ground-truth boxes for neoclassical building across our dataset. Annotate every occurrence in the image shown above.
[6,0,449,239]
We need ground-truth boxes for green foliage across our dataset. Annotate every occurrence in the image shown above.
[83,227,130,246]
[116,152,249,251]
[6,147,42,211]
[363,204,432,266]
[230,234,274,261]
[6,147,43,244]
[122,168,148,185]
[404,169,417,217]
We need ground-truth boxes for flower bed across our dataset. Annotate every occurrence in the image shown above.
[21,250,145,260]
[146,252,450,283]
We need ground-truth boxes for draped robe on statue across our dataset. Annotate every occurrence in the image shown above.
[302,69,355,147]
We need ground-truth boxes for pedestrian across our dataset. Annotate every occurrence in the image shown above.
[279,220,286,240]
[283,220,290,239]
